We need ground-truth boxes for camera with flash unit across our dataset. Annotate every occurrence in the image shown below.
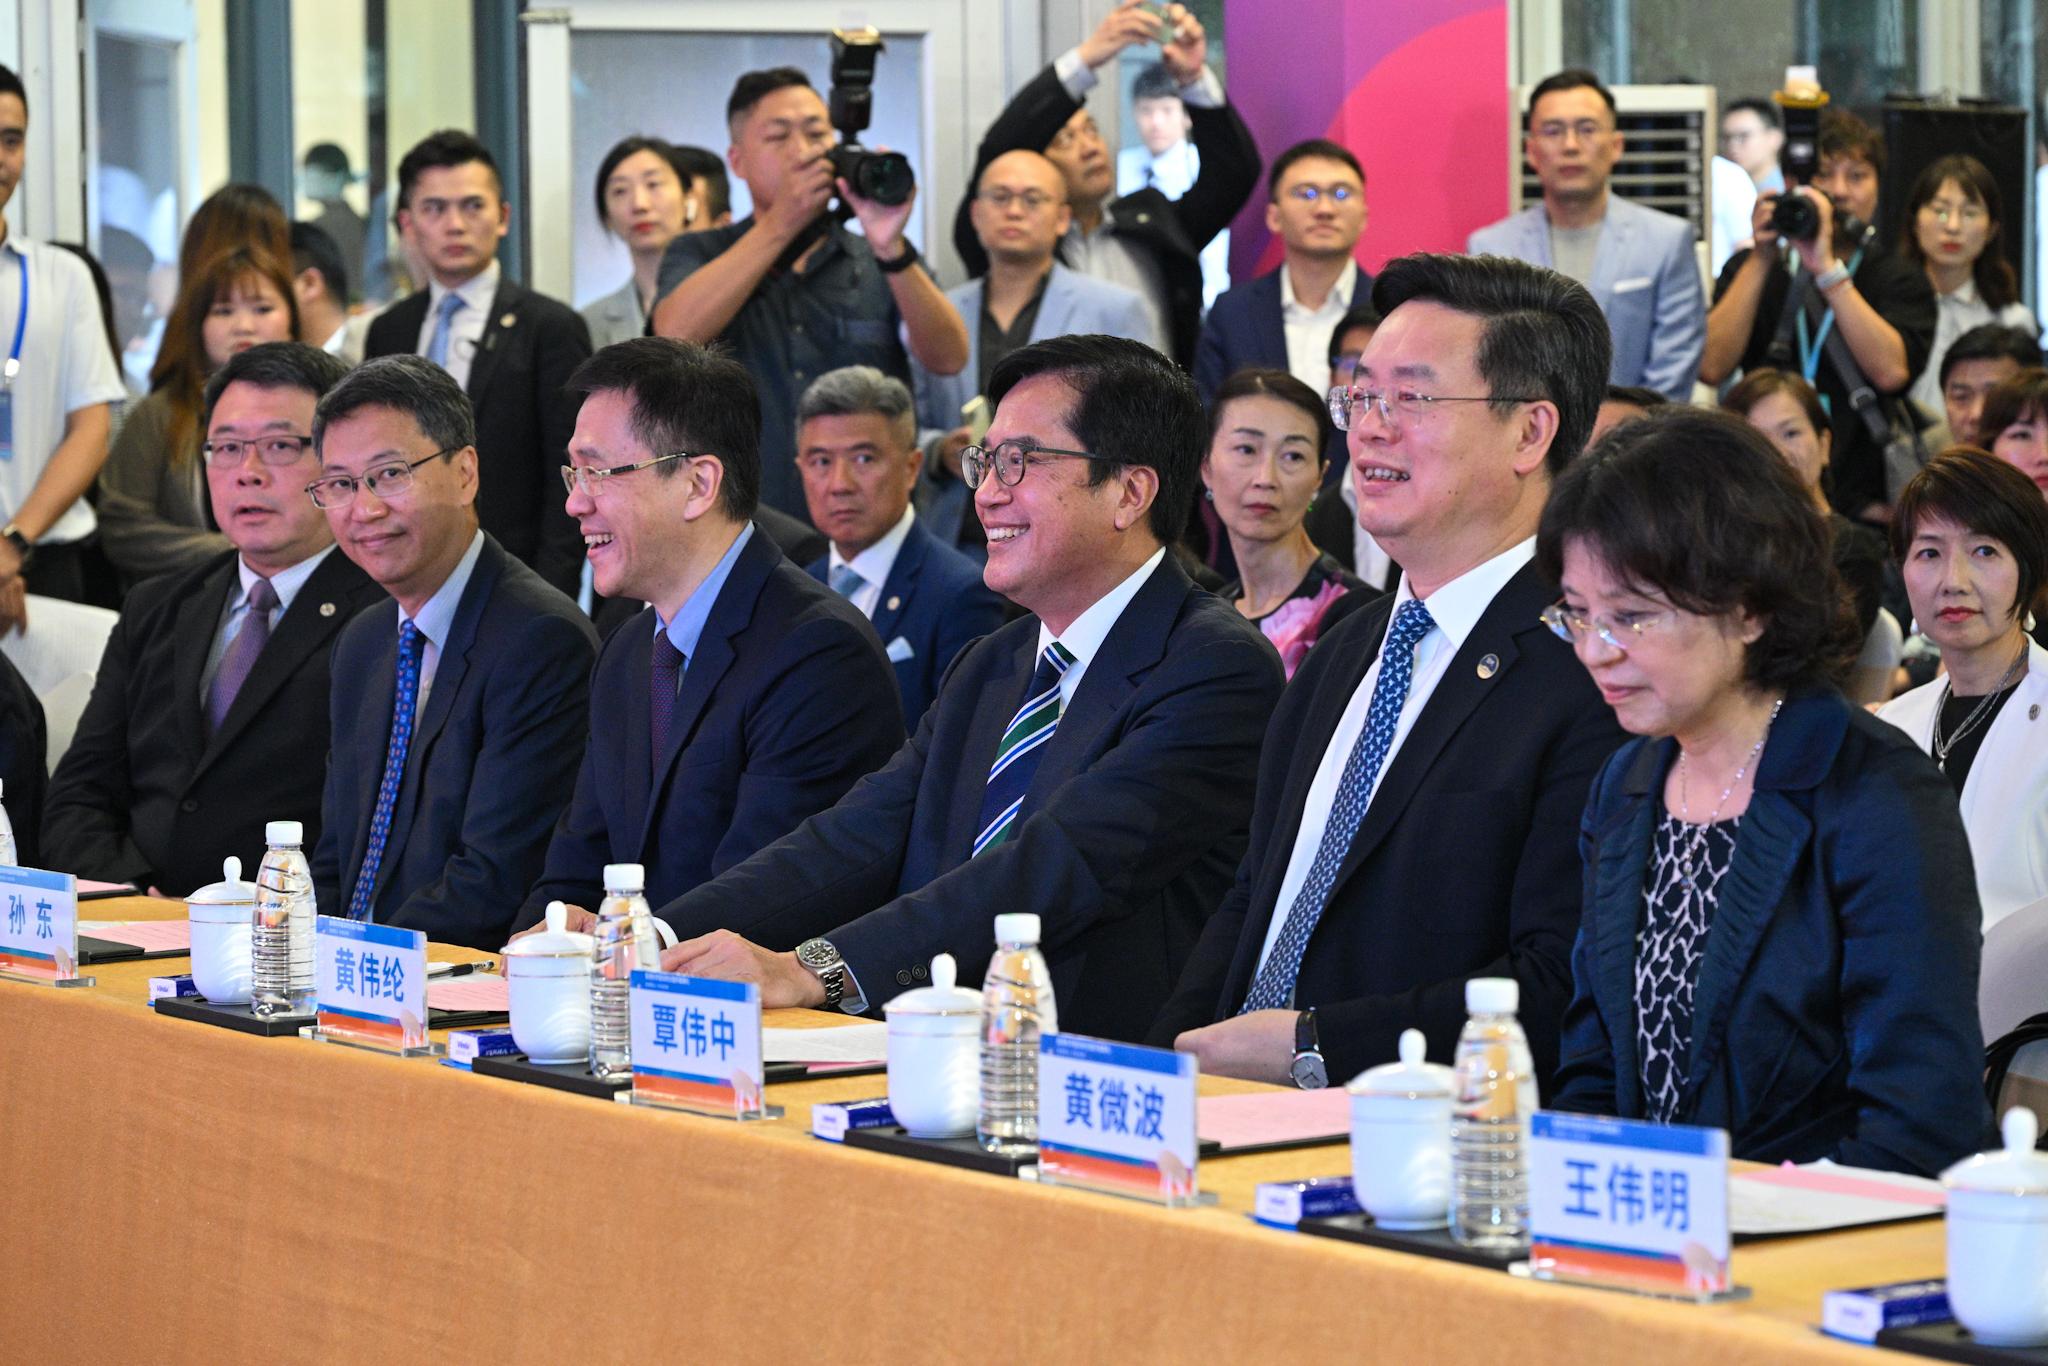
[826,28,914,208]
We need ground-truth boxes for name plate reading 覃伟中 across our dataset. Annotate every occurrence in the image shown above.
[629,970,777,1120]
[1528,1111,1732,1298]
[1037,1033,1204,1207]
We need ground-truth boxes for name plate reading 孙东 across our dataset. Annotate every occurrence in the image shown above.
[628,970,779,1121]
[1526,1111,1735,1300]
[1036,1034,1208,1208]
[305,916,432,1055]
[0,865,89,987]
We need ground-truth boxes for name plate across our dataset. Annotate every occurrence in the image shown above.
[0,865,86,985]
[311,916,430,1054]
[1036,1033,1204,1207]
[1528,1111,1732,1298]
[628,970,777,1121]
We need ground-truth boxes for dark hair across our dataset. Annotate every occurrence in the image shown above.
[670,144,730,221]
[0,63,24,114]
[290,220,349,304]
[727,68,813,132]
[1524,69,1616,128]
[201,340,352,432]
[1941,323,2043,389]
[303,142,352,178]
[593,135,684,229]
[1818,109,1884,179]
[396,130,502,213]
[1723,98,1779,129]
[1327,304,1381,366]
[1537,406,1860,692]
[1267,138,1365,201]
[566,337,761,520]
[1978,367,2048,446]
[151,245,302,468]
[50,242,119,372]
[1605,384,1669,411]
[1891,447,2048,624]
[179,183,290,281]
[1131,62,1180,104]
[1371,252,1611,475]
[1208,368,1336,465]
[314,353,477,457]
[1898,154,2020,309]
[1721,366,1827,437]
[987,333,1205,544]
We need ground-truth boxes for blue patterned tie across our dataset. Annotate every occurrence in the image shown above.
[347,622,423,921]
[828,563,865,599]
[1242,599,1437,1011]
[648,632,686,782]
[425,292,464,369]
[972,642,1077,856]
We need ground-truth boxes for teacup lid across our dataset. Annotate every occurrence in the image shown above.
[883,953,981,1016]
[1943,1108,2048,1195]
[504,901,595,957]
[1346,1028,1454,1099]
[186,855,255,906]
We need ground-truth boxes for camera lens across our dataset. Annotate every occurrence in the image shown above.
[1769,192,1819,242]
[855,151,914,207]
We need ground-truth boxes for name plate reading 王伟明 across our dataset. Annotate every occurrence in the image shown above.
[1036,1033,1207,1207]
[628,970,779,1121]
[307,916,432,1055]
[1527,1111,1734,1299]
[0,865,88,986]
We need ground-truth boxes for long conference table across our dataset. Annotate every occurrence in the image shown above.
[2,897,1949,1363]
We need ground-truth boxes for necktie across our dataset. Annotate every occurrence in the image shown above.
[206,577,277,734]
[648,632,686,781]
[829,563,865,599]
[1241,599,1437,1012]
[972,641,1077,857]
[348,621,424,921]
[425,292,464,369]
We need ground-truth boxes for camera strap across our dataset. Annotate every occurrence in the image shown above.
[1793,247,1862,387]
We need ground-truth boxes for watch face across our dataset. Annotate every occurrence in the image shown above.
[1290,1054,1328,1090]
[796,938,837,971]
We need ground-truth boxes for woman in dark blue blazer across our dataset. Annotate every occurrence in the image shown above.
[1536,408,1993,1177]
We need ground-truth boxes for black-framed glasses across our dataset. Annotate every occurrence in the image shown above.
[560,450,696,498]
[959,440,1108,489]
[977,187,1059,213]
[1283,183,1358,204]
[305,449,460,510]
[1327,385,1540,432]
[203,434,317,468]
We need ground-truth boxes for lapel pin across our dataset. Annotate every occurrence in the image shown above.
[2032,704,2041,721]
[886,595,901,612]
[319,602,336,617]
[500,312,517,329]
[1476,653,1500,680]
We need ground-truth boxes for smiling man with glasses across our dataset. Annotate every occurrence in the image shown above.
[308,354,597,949]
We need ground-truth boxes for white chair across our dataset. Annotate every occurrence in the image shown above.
[1983,895,2048,1044]
[0,594,118,769]
[1845,607,1904,707]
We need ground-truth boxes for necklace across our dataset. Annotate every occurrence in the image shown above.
[1674,697,1784,888]
[1932,644,2029,770]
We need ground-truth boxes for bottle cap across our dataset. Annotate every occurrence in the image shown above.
[1465,977,1519,1015]
[993,912,1040,946]
[603,863,645,894]
[266,820,304,846]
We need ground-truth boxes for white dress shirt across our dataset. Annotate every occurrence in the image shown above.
[1252,538,1537,976]
[199,546,337,702]
[399,529,486,721]
[1037,546,1165,708]
[1280,258,1360,396]
[415,259,501,393]
[827,505,916,620]
[1911,275,2042,418]
[1335,477,1394,592]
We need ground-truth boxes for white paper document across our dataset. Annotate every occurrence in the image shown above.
[762,1021,889,1065]
[1731,1160,1945,1237]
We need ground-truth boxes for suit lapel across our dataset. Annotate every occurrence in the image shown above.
[1255,271,1288,365]
[1587,204,1634,310]
[1028,558,1185,803]
[1031,266,1077,341]
[1521,207,1555,268]
[348,607,401,897]
[463,278,522,405]
[194,552,360,778]
[171,559,239,768]
[870,524,930,644]
[950,632,1033,858]
[1590,743,1665,1118]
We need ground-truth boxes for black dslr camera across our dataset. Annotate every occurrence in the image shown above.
[826,28,913,207]
[1767,68,1857,243]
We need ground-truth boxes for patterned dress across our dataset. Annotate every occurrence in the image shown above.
[1635,812,1740,1124]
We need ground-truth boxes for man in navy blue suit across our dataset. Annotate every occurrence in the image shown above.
[646,335,1285,1040]
[309,356,598,950]
[795,366,1008,724]
[514,339,902,931]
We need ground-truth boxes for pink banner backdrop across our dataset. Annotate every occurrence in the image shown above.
[1222,0,1512,280]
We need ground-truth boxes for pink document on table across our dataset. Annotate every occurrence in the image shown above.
[427,975,509,1012]
[87,919,192,953]
[1198,1087,1352,1152]
[78,879,141,897]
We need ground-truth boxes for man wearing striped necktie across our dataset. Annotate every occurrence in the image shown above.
[641,334,1284,1041]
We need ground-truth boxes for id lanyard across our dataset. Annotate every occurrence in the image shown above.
[2,249,25,389]
[1794,247,1864,389]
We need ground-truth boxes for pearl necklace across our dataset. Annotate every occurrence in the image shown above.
[1674,698,1784,887]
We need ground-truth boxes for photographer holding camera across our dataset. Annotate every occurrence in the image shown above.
[652,56,968,524]
[1702,105,1936,523]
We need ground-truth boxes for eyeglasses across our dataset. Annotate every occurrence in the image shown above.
[959,440,1109,489]
[1920,201,1989,227]
[1330,353,1362,384]
[1282,184,1357,204]
[1539,600,1677,652]
[1327,385,1539,432]
[1532,119,1612,144]
[977,188,1059,212]
[203,434,316,468]
[305,449,459,510]
[561,450,696,498]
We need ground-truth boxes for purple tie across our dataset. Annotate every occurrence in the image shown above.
[207,577,277,733]
[649,632,685,780]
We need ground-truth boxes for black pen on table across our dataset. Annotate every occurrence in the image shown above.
[430,960,497,978]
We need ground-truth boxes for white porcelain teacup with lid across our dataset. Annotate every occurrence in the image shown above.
[187,856,257,1004]
[1347,1027,1457,1230]
[1942,1107,2048,1347]
[504,900,594,1065]
[884,953,982,1138]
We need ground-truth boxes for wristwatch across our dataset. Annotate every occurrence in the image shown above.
[1289,1007,1329,1090]
[1,524,32,571]
[794,937,849,1009]
[875,239,922,275]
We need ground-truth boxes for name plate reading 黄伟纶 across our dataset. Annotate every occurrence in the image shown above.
[1527,1111,1733,1298]
[0,865,85,985]
[1036,1033,1204,1207]
[628,970,776,1120]
[311,916,430,1054]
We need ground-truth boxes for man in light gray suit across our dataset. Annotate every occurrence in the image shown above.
[914,149,1153,546]
[1468,69,1704,403]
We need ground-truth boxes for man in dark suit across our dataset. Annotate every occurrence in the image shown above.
[0,651,44,867]
[796,366,1007,722]
[1194,139,1373,405]
[1153,253,1627,1090]
[364,130,593,598]
[952,2,1259,368]
[512,340,901,927]
[44,343,381,894]
[645,335,1284,1041]
[308,356,597,950]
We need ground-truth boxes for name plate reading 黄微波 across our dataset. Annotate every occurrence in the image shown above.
[309,916,431,1055]
[1036,1033,1205,1207]
[0,865,87,986]
[629,970,778,1121]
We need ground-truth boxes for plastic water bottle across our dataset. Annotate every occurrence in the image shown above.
[589,862,659,1077]
[0,779,16,865]
[977,912,1058,1154]
[1451,977,1539,1249]
[251,820,315,1016]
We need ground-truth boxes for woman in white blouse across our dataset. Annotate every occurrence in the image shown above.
[1901,154,2040,421]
